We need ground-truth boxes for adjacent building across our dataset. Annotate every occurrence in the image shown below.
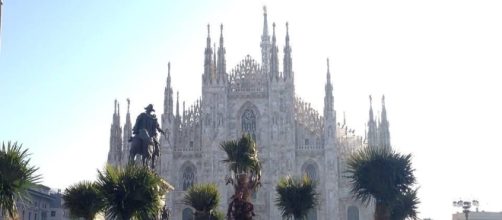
[453,211,502,220]
[0,185,71,220]
[107,7,393,220]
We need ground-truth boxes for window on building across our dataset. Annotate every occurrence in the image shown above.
[305,138,309,145]
[182,208,194,220]
[242,109,256,139]
[304,164,318,181]
[189,141,194,148]
[51,211,56,217]
[182,166,195,190]
[348,206,359,220]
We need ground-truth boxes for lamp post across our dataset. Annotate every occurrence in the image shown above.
[453,200,479,220]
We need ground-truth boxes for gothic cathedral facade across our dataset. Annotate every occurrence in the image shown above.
[107,8,393,220]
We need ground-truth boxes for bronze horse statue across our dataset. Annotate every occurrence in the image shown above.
[129,128,163,169]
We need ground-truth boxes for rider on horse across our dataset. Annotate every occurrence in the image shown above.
[131,104,165,161]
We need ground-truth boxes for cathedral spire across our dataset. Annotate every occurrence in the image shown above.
[260,6,271,75]
[164,62,174,117]
[122,98,132,166]
[113,99,120,124]
[379,95,391,150]
[262,6,269,38]
[324,58,334,118]
[182,101,186,120]
[168,62,171,84]
[381,95,387,122]
[114,99,117,114]
[213,43,217,81]
[270,22,279,80]
[369,95,374,121]
[176,91,180,118]
[367,95,378,148]
[283,22,293,80]
[108,99,122,166]
[127,98,130,114]
[217,24,226,83]
[203,24,213,83]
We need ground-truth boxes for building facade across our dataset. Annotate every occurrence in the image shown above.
[107,8,392,220]
[453,211,502,220]
[0,185,71,220]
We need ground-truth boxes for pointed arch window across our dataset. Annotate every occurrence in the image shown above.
[182,166,195,190]
[304,164,318,181]
[242,109,256,139]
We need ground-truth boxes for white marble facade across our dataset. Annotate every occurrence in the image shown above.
[107,8,393,220]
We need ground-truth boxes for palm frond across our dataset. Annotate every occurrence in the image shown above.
[63,181,104,220]
[0,141,41,219]
[390,188,420,220]
[345,147,416,206]
[275,175,319,220]
[97,164,172,220]
[183,183,220,213]
[220,135,261,175]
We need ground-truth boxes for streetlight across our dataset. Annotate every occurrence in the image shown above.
[453,199,479,220]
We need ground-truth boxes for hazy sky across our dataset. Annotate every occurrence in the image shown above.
[1,1,501,219]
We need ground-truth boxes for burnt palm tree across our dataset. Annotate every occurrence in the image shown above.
[346,147,417,220]
[97,164,173,220]
[221,134,261,220]
[0,142,41,219]
[275,175,319,220]
[63,181,105,220]
[183,183,221,220]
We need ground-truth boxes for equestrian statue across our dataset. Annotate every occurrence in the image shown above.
[129,104,166,169]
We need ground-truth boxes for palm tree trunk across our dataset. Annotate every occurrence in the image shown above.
[228,173,254,220]
[374,202,390,220]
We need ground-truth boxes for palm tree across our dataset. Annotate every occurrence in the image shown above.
[275,175,319,220]
[220,134,261,220]
[62,181,105,220]
[183,183,221,220]
[97,164,173,220]
[0,141,41,219]
[390,188,420,220]
[346,147,416,220]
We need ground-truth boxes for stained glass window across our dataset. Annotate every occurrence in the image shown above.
[182,166,195,190]
[305,164,318,181]
[242,109,256,139]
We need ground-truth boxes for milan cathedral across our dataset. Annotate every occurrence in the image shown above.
[107,8,392,220]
